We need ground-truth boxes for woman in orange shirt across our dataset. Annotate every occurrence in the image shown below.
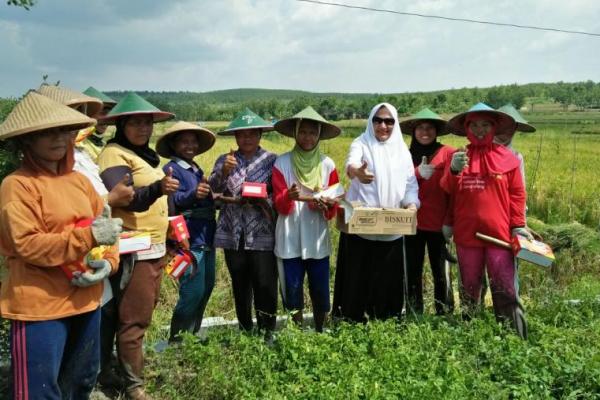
[0,92,122,399]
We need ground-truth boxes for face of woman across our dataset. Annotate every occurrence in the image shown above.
[124,114,153,146]
[172,131,199,161]
[372,107,395,142]
[25,127,74,163]
[234,129,261,156]
[414,122,437,145]
[468,119,494,139]
[296,120,320,151]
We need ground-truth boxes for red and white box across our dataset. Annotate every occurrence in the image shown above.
[241,182,267,199]
[168,215,190,243]
[512,235,555,268]
[165,250,193,279]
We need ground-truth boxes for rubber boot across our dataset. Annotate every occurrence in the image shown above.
[313,312,327,333]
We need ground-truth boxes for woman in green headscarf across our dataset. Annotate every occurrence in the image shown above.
[272,106,341,332]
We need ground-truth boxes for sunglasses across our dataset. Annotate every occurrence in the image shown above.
[372,116,395,126]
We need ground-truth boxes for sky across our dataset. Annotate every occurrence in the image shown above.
[1,0,599,97]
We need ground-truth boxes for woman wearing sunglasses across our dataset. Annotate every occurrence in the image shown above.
[333,103,419,322]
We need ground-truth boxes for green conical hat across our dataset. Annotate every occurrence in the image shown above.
[446,102,516,136]
[0,91,95,141]
[155,121,216,159]
[98,92,174,125]
[218,108,273,135]
[37,83,103,117]
[497,104,535,133]
[400,107,448,136]
[274,106,341,140]
[83,86,117,107]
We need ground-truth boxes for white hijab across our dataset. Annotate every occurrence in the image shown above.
[346,103,414,208]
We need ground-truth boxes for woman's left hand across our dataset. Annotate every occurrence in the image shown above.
[405,203,418,211]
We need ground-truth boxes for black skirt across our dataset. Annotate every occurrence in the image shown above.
[332,232,405,322]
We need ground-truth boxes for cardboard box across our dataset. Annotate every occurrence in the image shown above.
[336,205,417,235]
[241,182,267,199]
[165,250,193,279]
[168,215,190,243]
[512,235,555,268]
[119,231,152,254]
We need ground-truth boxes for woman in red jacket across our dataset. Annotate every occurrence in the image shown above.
[441,103,530,338]
[401,108,454,315]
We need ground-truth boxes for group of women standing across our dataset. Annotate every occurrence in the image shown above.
[0,86,534,399]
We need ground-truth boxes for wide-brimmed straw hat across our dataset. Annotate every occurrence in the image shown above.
[218,108,273,136]
[400,107,448,136]
[0,91,96,141]
[83,86,117,108]
[446,102,516,136]
[497,104,536,133]
[155,121,216,158]
[98,92,174,125]
[274,106,340,140]
[37,84,103,117]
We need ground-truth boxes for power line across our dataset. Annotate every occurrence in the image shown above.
[295,0,600,37]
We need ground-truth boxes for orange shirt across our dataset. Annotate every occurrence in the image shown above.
[0,168,118,321]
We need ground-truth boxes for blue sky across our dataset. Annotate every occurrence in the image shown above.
[1,0,599,97]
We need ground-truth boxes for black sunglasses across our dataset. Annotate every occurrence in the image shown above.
[372,116,395,126]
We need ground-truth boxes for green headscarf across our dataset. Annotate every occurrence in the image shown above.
[291,119,323,192]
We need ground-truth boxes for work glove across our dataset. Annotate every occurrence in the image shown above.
[512,227,534,241]
[442,225,454,243]
[450,150,468,173]
[71,259,111,288]
[417,156,435,180]
[91,204,123,245]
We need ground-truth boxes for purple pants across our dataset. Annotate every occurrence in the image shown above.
[456,245,518,312]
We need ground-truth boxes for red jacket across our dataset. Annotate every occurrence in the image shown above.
[414,145,454,232]
[441,157,526,248]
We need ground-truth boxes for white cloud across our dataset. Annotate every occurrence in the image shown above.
[0,0,598,96]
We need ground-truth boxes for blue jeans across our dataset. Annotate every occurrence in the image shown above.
[10,308,101,400]
[169,248,216,341]
[282,257,331,313]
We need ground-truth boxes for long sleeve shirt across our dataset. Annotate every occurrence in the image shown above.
[208,147,277,251]
[272,152,339,260]
[164,158,216,249]
[440,162,526,248]
[414,145,454,232]
[0,169,118,321]
[98,143,169,246]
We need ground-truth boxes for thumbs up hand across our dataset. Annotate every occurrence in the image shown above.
[287,182,301,200]
[107,173,135,207]
[417,155,435,180]
[91,203,123,245]
[161,167,180,195]
[196,175,211,199]
[222,149,238,177]
[450,149,469,173]
[354,160,375,184]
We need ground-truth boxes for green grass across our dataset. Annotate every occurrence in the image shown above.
[2,112,600,399]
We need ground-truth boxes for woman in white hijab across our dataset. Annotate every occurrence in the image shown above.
[332,103,419,322]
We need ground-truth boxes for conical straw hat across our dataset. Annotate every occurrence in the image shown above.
[155,121,216,158]
[83,86,117,107]
[98,92,174,125]
[400,107,448,136]
[446,102,516,136]
[37,83,103,117]
[218,108,273,135]
[274,106,341,140]
[0,91,96,141]
[497,104,536,133]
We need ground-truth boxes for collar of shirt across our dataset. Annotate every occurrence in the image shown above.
[173,157,199,172]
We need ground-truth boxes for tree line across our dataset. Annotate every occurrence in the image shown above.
[1,81,599,124]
